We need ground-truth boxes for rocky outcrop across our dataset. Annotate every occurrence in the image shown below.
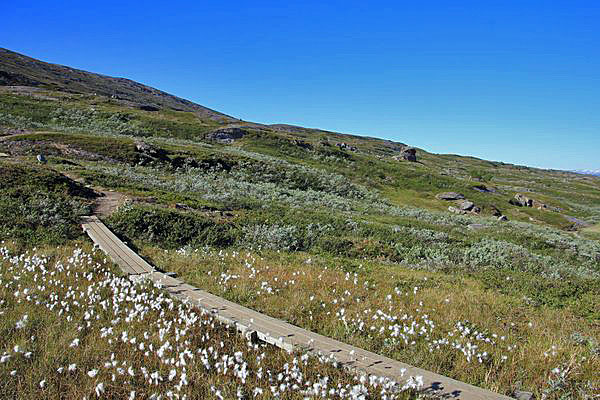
[400,147,417,162]
[206,127,247,143]
[392,147,418,162]
[436,192,465,201]
[336,142,357,152]
[439,193,485,215]
[459,200,475,211]
[509,193,533,207]
[509,193,560,211]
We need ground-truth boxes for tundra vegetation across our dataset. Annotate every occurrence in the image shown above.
[0,83,599,399]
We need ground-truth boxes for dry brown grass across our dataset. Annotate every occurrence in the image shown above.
[0,241,419,399]
[144,246,600,398]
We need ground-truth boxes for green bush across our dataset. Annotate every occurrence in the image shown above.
[107,205,236,248]
[0,163,94,244]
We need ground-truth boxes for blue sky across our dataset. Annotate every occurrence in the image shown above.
[2,1,599,170]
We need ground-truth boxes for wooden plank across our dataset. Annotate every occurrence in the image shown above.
[81,216,513,399]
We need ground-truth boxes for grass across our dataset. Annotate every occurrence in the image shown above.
[1,78,600,399]
[0,242,421,399]
[139,246,599,398]
[0,161,95,245]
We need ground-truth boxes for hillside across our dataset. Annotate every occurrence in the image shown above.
[0,48,237,122]
[1,48,599,398]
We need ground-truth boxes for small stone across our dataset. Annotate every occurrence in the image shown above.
[513,390,534,400]
[511,193,533,207]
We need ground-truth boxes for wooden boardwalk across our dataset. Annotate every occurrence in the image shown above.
[82,215,512,399]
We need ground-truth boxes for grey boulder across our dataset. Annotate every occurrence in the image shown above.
[459,200,475,211]
[437,192,465,200]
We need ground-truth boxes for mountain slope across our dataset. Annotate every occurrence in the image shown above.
[0,47,236,121]
[1,47,600,398]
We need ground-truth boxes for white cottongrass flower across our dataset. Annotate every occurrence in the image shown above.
[88,369,98,378]
[95,382,105,397]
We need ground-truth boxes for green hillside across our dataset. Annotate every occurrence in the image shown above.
[1,48,598,398]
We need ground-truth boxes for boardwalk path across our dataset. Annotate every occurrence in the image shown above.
[81,215,512,399]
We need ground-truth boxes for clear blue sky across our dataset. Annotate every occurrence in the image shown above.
[2,1,599,170]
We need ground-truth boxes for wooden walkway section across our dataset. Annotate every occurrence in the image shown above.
[81,216,512,399]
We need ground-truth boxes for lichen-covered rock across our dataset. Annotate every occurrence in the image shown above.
[400,147,417,161]
[511,193,532,207]
[206,127,247,142]
[459,200,475,211]
[436,192,465,200]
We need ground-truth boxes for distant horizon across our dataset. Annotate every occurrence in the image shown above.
[2,1,599,170]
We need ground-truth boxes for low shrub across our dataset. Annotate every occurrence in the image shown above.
[106,205,236,248]
[0,163,94,244]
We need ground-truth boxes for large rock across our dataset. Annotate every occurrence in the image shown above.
[400,147,417,161]
[206,127,247,142]
[436,192,465,200]
[392,147,417,162]
[459,200,475,211]
[510,193,552,210]
[510,193,533,207]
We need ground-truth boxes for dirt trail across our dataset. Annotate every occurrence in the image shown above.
[0,130,35,141]
[60,171,126,217]
[94,190,126,217]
